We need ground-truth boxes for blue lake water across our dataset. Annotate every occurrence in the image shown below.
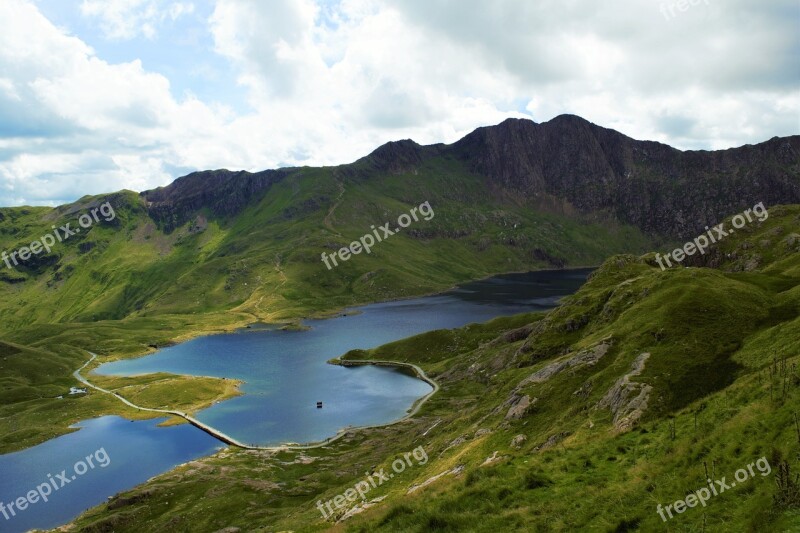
[0,416,221,533]
[95,268,592,446]
[0,268,591,531]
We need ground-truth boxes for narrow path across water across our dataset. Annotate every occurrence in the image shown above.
[77,353,440,451]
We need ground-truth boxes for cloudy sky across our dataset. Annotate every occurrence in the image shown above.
[0,0,797,207]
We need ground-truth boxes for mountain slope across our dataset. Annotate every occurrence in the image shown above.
[450,115,800,235]
[67,205,800,532]
[0,116,797,455]
[0,115,797,332]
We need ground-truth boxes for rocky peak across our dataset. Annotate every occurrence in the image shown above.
[448,116,800,237]
[359,139,443,175]
[141,168,290,232]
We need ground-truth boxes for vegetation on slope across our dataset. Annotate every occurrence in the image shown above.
[0,157,657,452]
[67,205,800,532]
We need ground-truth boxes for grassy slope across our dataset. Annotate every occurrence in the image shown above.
[67,206,800,532]
[0,159,658,452]
[0,159,656,329]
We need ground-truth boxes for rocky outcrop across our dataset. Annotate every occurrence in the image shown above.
[443,435,469,452]
[337,496,386,523]
[407,465,465,495]
[534,431,572,452]
[356,139,444,175]
[141,168,290,232]
[510,434,527,449]
[448,115,800,238]
[597,352,653,431]
[520,341,612,385]
[505,394,536,420]
[481,451,503,465]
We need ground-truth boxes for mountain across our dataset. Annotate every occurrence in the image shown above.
[0,115,797,452]
[450,116,800,235]
[67,205,800,532]
[138,115,800,237]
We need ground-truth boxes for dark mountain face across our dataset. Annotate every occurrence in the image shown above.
[355,139,445,175]
[139,115,799,238]
[141,168,291,232]
[446,115,800,237]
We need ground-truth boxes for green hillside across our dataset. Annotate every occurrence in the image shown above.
[0,160,656,330]
[66,205,800,532]
[0,159,660,452]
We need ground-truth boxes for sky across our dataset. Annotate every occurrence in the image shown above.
[0,0,798,207]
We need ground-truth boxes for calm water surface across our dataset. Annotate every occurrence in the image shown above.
[0,268,591,532]
[0,416,221,533]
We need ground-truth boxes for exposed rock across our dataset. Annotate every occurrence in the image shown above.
[474,428,492,438]
[481,451,503,466]
[597,352,653,431]
[573,380,594,398]
[505,394,537,420]
[449,115,800,238]
[743,256,762,271]
[510,324,538,342]
[407,465,465,494]
[337,496,387,523]
[442,435,470,454]
[534,431,572,451]
[141,168,291,233]
[521,341,612,385]
[510,434,528,449]
[357,139,443,175]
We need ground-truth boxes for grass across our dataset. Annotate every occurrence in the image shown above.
[65,206,800,532]
[0,158,660,454]
[88,373,244,423]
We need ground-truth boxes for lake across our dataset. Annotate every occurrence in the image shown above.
[0,268,591,532]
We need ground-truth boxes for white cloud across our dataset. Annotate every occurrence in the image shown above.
[0,0,226,205]
[0,0,797,206]
[79,0,195,40]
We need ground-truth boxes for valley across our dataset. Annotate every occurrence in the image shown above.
[0,117,797,532]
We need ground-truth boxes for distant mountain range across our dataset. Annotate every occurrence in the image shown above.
[1,116,798,532]
[140,114,800,237]
[0,115,797,329]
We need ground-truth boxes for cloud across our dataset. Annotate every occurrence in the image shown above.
[0,0,797,207]
[79,0,195,40]
[0,0,227,205]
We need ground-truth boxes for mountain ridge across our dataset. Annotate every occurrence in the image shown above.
[133,114,800,237]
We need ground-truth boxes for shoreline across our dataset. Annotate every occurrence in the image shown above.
[71,264,593,447]
[4,265,592,456]
[76,352,440,452]
[102,265,598,365]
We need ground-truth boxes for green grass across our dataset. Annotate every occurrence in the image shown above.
[65,206,800,532]
[0,158,661,455]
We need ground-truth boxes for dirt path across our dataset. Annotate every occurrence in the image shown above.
[323,171,346,235]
